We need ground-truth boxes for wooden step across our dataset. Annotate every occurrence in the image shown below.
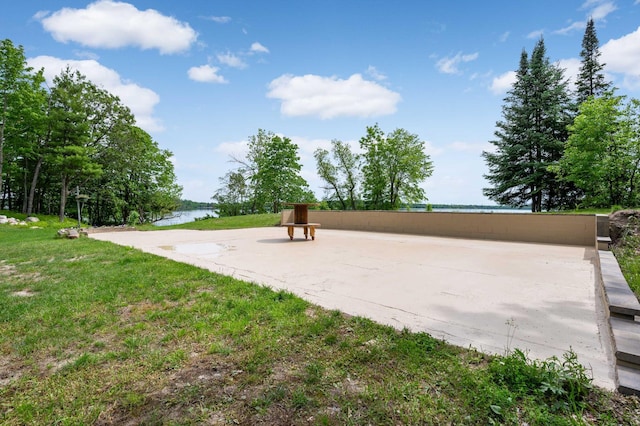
[610,317,640,368]
[617,365,640,396]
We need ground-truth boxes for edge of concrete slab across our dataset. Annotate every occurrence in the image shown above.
[597,250,640,395]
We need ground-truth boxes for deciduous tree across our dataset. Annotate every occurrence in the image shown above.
[360,124,433,209]
[314,139,359,209]
[555,94,640,207]
[91,124,181,224]
[219,129,315,214]
[213,170,249,217]
[49,67,135,221]
[0,39,43,208]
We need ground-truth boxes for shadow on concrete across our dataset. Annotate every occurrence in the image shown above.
[257,238,315,244]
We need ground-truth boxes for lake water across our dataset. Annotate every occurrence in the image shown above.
[154,207,529,226]
[153,209,216,226]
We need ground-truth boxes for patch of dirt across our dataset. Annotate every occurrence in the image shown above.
[11,289,36,297]
[339,375,366,395]
[85,226,137,234]
[39,356,74,374]
[610,209,640,245]
[0,262,16,275]
[93,351,321,426]
[118,301,174,322]
[0,355,24,387]
[304,307,320,319]
[0,261,42,284]
[64,256,88,262]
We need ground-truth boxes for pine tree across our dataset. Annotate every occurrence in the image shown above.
[483,38,574,212]
[576,18,611,105]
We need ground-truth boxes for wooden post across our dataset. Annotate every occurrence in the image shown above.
[294,204,308,224]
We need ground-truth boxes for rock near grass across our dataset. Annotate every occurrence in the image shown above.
[610,210,640,245]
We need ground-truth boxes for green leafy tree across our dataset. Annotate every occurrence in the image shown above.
[555,94,640,207]
[221,129,315,214]
[0,39,44,208]
[483,38,574,212]
[19,73,49,215]
[49,67,135,221]
[360,124,433,209]
[576,18,611,105]
[213,170,250,217]
[0,39,182,224]
[251,131,315,213]
[90,124,181,224]
[314,139,359,209]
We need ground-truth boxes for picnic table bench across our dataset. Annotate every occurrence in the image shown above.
[283,203,321,241]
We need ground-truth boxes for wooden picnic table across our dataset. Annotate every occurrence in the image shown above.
[283,203,321,240]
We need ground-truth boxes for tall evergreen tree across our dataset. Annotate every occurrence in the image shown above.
[576,18,611,105]
[483,38,574,212]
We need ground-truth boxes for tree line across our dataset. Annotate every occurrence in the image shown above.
[0,39,181,225]
[483,19,640,211]
[213,125,434,216]
[217,20,639,216]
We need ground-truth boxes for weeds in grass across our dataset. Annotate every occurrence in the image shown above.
[303,361,324,385]
[613,217,640,297]
[504,317,518,354]
[489,348,593,416]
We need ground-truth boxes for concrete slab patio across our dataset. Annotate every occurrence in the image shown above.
[89,228,615,389]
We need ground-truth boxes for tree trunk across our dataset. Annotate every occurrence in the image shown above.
[26,156,43,215]
[59,175,68,222]
[0,96,6,202]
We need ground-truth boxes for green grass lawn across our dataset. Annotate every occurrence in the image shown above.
[614,234,640,298]
[1,214,640,424]
[139,213,281,231]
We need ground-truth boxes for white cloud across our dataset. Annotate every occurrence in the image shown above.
[556,57,581,90]
[217,52,247,69]
[601,26,640,90]
[448,141,493,154]
[498,31,510,43]
[73,50,100,60]
[207,16,231,24]
[590,1,617,20]
[215,140,249,159]
[32,10,49,20]
[424,141,444,157]
[555,1,617,35]
[489,71,516,95]
[266,73,401,119]
[554,22,585,35]
[187,64,228,83]
[36,0,197,55]
[27,55,163,132]
[527,29,545,39]
[435,52,479,75]
[366,65,387,81]
[289,136,336,158]
[250,42,269,54]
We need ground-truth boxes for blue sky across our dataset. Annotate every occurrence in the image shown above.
[3,0,640,204]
